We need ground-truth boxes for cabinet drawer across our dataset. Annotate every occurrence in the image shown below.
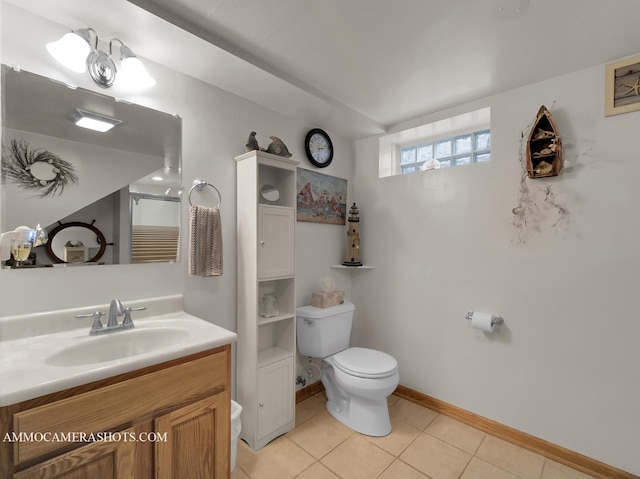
[13,349,228,465]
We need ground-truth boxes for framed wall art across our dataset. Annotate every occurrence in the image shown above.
[605,53,640,117]
[296,168,347,225]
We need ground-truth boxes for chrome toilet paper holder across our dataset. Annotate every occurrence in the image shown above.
[465,311,504,326]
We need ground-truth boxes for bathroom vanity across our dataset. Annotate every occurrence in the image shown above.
[0,295,236,478]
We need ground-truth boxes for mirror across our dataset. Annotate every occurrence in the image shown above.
[1,65,182,267]
[260,185,280,203]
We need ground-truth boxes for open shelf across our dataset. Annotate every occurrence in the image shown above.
[258,313,295,326]
[258,346,293,368]
[331,264,374,270]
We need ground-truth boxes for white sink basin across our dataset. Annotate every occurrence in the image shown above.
[0,296,237,407]
[46,327,192,367]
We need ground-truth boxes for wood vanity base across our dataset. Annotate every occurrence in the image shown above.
[0,345,231,478]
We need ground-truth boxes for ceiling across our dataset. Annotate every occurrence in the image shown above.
[8,0,640,139]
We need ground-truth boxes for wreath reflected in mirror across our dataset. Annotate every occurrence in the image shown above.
[1,138,78,197]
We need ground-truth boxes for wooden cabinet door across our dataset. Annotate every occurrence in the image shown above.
[13,429,135,479]
[155,394,230,479]
[257,206,294,279]
[257,357,294,440]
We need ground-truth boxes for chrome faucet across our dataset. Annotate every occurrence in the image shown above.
[107,299,124,328]
[76,299,146,335]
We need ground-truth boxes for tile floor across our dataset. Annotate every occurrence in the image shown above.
[232,393,596,479]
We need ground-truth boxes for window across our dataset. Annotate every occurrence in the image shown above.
[399,129,491,174]
[378,107,491,178]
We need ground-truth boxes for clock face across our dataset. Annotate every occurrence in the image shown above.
[305,128,333,168]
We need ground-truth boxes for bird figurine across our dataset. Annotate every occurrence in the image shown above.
[265,136,292,158]
[245,131,260,152]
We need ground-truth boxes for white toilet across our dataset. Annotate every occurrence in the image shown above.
[296,302,399,436]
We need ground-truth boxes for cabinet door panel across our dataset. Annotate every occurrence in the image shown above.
[155,394,230,479]
[13,429,135,479]
[258,206,294,279]
[257,357,294,439]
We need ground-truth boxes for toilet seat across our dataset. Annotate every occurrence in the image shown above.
[332,347,398,379]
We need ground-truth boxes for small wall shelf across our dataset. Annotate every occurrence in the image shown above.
[331,264,374,270]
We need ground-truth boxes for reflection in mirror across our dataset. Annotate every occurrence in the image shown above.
[130,194,180,263]
[0,65,182,268]
[45,221,107,264]
[260,185,280,203]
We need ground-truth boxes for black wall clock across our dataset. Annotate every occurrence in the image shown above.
[305,128,333,168]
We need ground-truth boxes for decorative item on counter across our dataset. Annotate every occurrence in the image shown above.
[259,292,280,317]
[525,105,563,179]
[342,203,362,266]
[0,224,48,267]
[311,276,344,309]
[245,131,260,152]
[265,136,292,158]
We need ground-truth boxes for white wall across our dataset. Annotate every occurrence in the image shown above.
[353,66,640,474]
[0,4,354,352]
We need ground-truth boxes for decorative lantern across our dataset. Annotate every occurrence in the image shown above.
[342,203,362,266]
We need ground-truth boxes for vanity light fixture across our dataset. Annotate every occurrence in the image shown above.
[70,109,122,132]
[46,28,155,89]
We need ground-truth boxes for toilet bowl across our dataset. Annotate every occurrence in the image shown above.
[296,303,399,436]
[322,347,399,436]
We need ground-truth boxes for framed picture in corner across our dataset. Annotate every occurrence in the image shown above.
[605,53,640,116]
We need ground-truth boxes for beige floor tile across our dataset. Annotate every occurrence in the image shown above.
[378,459,430,479]
[296,392,327,426]
[364,419,422,456]
[236,436,315,479]
[287,410,353,459]
[542,460,597,479]
[460,457,521,479]
[400,432,472,479]
[321,435,395,479]
[389,398,438,430]
[476,435,545,479]
[231,464,251,479]
[295,462,341,479]
[388,393,401,407]
[426,414,486,454]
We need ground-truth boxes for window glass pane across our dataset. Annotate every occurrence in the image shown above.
[435,140,451,158]
[454,135,471,154]
[400,147,416,165]
[475,131,491,150]
[455,155,471,166]
[476,153,491,163]
[439,159,452,168]
[401,165,416,174]
[417,143,433,161]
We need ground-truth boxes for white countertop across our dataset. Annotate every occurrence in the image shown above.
[0,295,236,407]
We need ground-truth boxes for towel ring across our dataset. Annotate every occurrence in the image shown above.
[188,179,221,207]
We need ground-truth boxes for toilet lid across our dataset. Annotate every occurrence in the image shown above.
[332,347,398,379]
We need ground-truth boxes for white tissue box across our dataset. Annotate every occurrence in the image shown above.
[311,291,344,308]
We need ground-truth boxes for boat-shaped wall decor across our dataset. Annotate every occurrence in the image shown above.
[526,105,563,179]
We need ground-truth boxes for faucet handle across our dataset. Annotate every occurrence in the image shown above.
[122,306,146,326]
[76,311,105,331]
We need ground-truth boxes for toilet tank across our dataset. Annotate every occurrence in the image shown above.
[296,301,354,358]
